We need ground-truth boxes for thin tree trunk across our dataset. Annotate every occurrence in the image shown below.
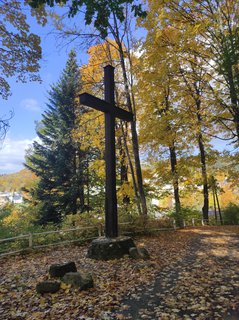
[117,44,147,216]
[180,61,209,222]
[227,65,239,140]
[169,145,182,226]
[76,149,85,212]
[120,121,142,215]
[233,112,239,141]
[215,188,223,225]
[212,188,218,223]
[115,87,130,206]
[109,14,147,216]
[198,131,209,221]
[118,134,130,205]
[195,97,209,222]
[72,149,78,215]
[86,157,90,213]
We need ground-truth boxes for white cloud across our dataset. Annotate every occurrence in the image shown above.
[20,98,41,112]
[0,137,38,174]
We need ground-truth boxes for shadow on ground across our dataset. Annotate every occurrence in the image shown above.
[116,227,239,320]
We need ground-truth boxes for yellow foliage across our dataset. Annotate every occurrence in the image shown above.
[81,39,122,93]
[0,169,38,192]
[117,182,134,201]
[220,184,239,208]
[90,159,105,179]
[3,208,20,225]
[73,109,104,151]
[73,39,129,153]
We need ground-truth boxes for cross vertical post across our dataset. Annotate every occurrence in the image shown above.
[104,65,118,238]
[79,65,133,239]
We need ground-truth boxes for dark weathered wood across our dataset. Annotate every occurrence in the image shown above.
[79,65,133,238]
[104,65,118,238]
[80,93,133,122]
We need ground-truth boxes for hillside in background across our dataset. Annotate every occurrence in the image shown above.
[0,169,38,192]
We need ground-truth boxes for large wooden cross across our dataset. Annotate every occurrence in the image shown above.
[79,65,133,238]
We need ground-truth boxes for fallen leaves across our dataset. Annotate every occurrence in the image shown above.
[0,226,238,319]
[119,226,239,319]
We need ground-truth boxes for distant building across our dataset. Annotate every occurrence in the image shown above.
[0,192,23,205]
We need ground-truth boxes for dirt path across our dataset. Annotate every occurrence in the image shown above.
[118,228,239,320]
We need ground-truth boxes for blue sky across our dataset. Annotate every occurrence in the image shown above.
[0,7,88,174]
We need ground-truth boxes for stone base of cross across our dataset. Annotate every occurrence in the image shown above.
[80,65,135,259]
[87,236,136,260]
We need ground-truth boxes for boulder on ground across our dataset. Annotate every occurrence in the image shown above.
[87,236,136,260]
[129,247,150,260]
[36,281,60,294]
[138,247,150,259]
[129,247,141,259]
[62,271,93,290]
[49,261,77,278]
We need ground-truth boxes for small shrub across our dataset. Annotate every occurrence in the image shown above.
[167,206,201,225]
[0,203,13,220]
[223,203,239,225]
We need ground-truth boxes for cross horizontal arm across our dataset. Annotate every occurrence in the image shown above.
[80,93,133,122]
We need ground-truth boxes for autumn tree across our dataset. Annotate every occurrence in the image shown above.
[137,0,230,221]
[0,0,41,98]
[110,11,148,216]
[0,0,41,140]
[26,50,86,224]
[135,36,187,224]
[151,0,239,144]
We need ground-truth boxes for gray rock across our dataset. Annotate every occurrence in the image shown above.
[62,271,93,290]
[129,247,150,260]
[138,247,150,260]
[49,261,77,278]
[129,247,141,259]
[36,281,60,294]
[87,236,136,260]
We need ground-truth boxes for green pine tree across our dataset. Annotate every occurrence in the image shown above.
[26,50,86,224]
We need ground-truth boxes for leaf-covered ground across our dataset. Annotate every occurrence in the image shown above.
[119,227,239,320]
[0,226,238,320]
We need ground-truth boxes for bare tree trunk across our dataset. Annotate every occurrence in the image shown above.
[107,15,147,215]
[116,41,147,216]
[179,65,209,222]
[120,121,142,215]
[76,149,85,212]
[169,145,182,226]
[72,150,78,216]
[197,131,209,221]
[215,188,223,225]
[86,157,90,213]
[118,133,130,205]
[195,97,209,222]
[226,65,239,141]
[212,188,218,223]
